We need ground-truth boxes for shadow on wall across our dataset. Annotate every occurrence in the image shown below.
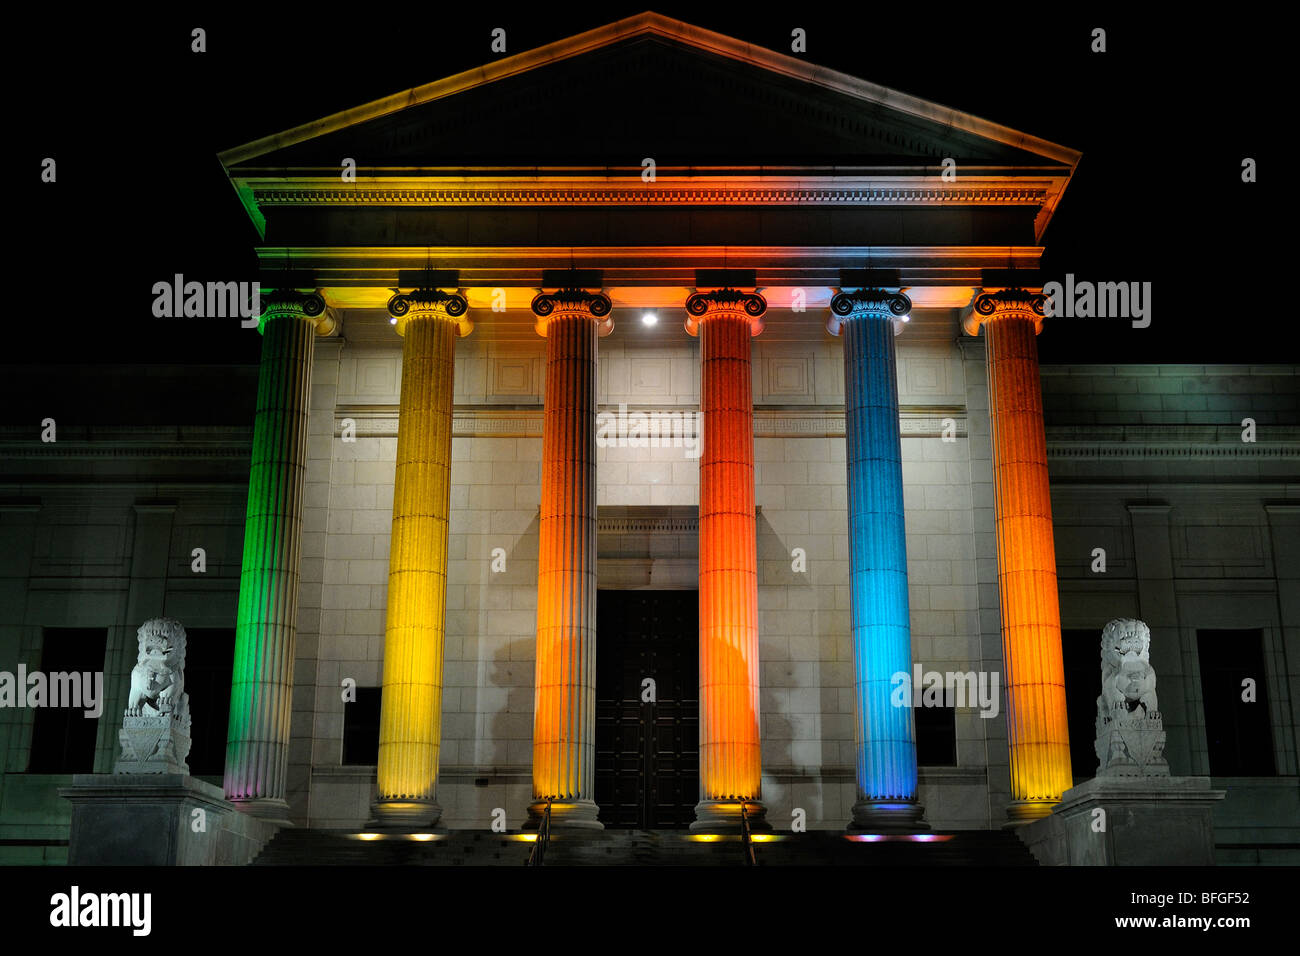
[754,510,835,822]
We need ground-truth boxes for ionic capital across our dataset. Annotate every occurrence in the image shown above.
[387,288,471,337]
[826,289,911,337]
[530,288,613,337]
[963,288,1048,336]
[683,289,766,337]
[258,290,337,337]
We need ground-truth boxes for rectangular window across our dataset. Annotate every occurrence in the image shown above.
[27,628,107,773]
[182,628,235,778]
[342,687,382,766]
[1197,629,1275,776]
[914,704,956,766]
[1062,628,1103,780]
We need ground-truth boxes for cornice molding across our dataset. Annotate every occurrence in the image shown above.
[1048,443,1300,460]
[1047,425,1300,460]
[332,406,967,439]
[0,425,252,460]
[247,179,1053,209]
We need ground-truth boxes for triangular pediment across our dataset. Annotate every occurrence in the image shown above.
[222,13,1076,174]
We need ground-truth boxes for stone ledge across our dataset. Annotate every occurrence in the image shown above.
[1018,776,1225,866]
[60,774,280,866]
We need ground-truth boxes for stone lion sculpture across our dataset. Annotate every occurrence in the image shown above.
[1097,617,1158,718]
[125,618,188,719]
[1094,618,1167,776]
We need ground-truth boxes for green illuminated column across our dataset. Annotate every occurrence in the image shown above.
[225,290,334,822]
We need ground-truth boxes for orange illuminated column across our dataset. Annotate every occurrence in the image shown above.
[964,289,1072,822]
[370,287,471,828]
[686,288,768,832]
[528,289,613,830]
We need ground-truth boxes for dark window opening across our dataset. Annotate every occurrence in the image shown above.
[343,687,382,765]
[1198,629,1275,776]
[914,704,956,766]
[183,628,236,778]
[1062,628,1104,780]
[27,628,107,773]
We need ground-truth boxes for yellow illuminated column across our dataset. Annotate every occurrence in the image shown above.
[686,288,769,832]
[528,289,612,830]
[964,289,1072,822]
[370,288,471,827]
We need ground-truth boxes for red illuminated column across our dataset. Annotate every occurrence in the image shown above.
[686,288,768,832]
[527,289,612,830]
[964,289,1072,822]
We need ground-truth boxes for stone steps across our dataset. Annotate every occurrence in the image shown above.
[250,827,1039,866]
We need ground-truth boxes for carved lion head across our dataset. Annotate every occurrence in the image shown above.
[136,617,187,669]
[1100,617,1150,674]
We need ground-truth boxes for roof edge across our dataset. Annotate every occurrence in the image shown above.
[217,11,1081,172]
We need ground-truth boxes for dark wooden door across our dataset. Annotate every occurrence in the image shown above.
[595,590,699,828]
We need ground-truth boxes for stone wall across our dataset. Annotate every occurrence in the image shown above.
[0,346,1296,860]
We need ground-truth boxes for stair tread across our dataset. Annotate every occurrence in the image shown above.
[250,828,1038,866]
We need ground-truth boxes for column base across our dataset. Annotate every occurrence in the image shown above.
[848,800,929,833]
[1003,798,1058,827]
[230,796,294,827]
[691,799,770,833]
[367,798,442,830]
[525,799,604,831]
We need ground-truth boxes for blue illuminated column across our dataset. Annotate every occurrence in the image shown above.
[828,289,926,831]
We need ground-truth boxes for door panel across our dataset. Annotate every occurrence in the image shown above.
[595,590,699,828]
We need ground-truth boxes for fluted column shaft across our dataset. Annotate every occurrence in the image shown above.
[528,290,610,830]
[686,289,767,832]
[371,290,469,827]
[970,290,1072,822]
[829,291,925,830]
[226,292,331,820]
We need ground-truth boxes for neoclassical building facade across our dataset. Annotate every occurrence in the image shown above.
[1,13,1295,863]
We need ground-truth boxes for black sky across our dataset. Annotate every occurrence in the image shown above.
[15,6,1282,375]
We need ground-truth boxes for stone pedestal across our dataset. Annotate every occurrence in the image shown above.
[117,714,191,774]
[61,774,280,866]
[1018,776,1226,865]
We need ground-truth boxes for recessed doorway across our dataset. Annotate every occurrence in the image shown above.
[594,589,699,828]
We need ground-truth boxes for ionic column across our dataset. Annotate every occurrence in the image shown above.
[686,288,768,832]
[226,290,336,821]
[527,289,612,831]
[827,289,926,830]
[964,289,1072,822]
[370,288,471,827]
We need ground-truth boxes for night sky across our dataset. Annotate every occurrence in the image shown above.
[15,7,1280,394]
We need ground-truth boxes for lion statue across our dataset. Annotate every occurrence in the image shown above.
[125,618,189,719]
[1097,618,1158,719]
